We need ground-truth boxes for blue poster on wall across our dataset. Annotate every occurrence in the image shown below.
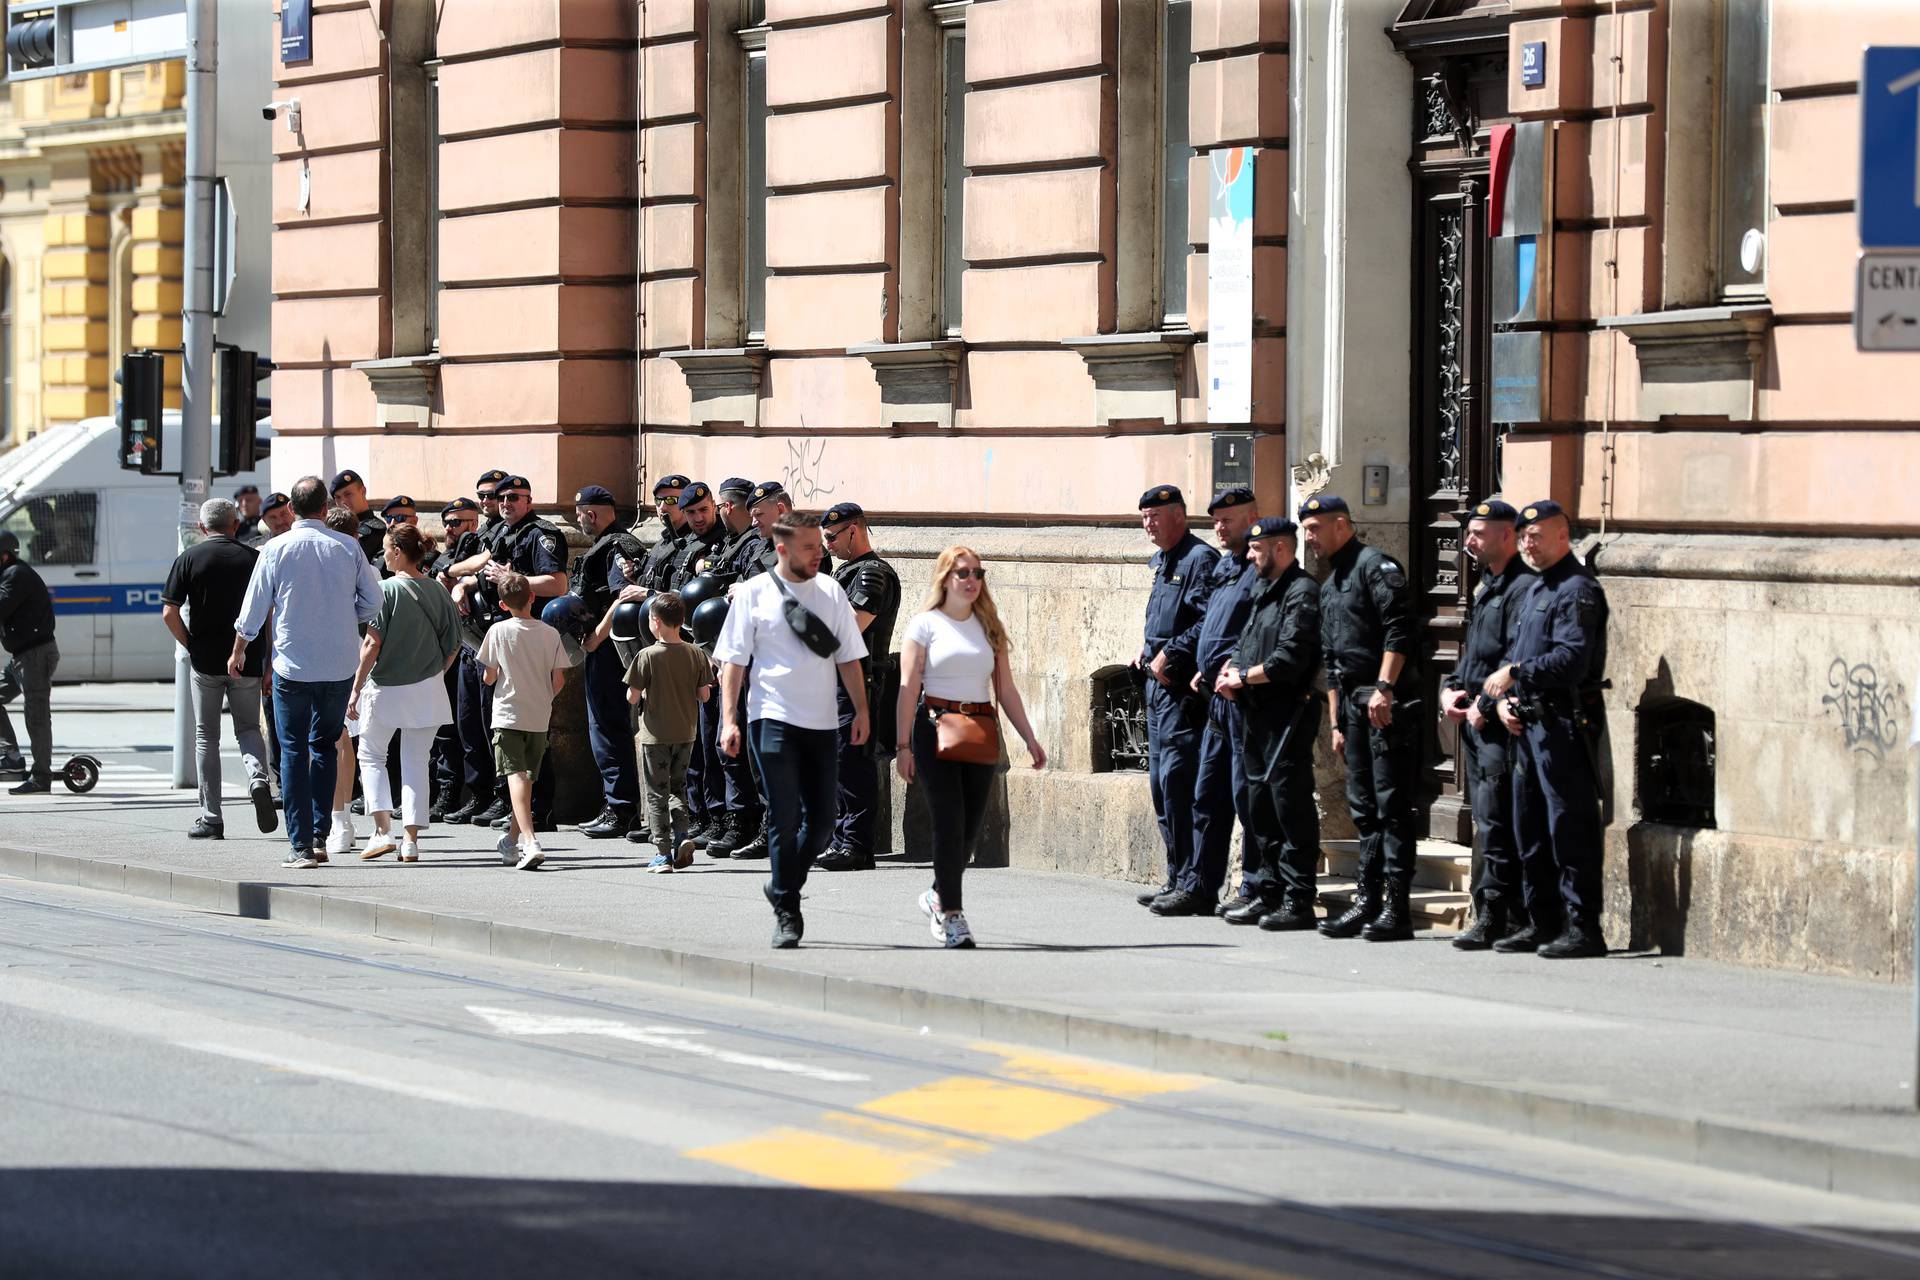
[281,0,312,64]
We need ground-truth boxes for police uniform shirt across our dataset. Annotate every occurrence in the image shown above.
[832,550,902,673]
[1233,563,1323,707]
[637,524,685,593]
[483,512,568,621]
[1447,558,1533,717]
[1141,531,1220,682]
[356,510,389,570]
[574,529,642,616]
[1507,555,1607,699]
[715,525,767,584]
[1177,551,1259,691]
[1318,538,1417,691]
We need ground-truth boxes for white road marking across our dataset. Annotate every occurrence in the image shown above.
[180,1042,487,1110]
[468,1005,870,1084]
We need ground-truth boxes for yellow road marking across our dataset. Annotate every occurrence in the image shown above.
[862,1192,1307,1280]
[690,1124,978,1191]
[860,1076,1114,1142]
[972,1042,1206,1098]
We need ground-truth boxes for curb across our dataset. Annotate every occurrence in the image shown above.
[5,844,1915,1207]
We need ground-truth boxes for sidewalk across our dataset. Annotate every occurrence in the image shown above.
[3,759,1916,1206]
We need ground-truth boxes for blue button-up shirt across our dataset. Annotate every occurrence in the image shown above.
[1185,551,1258,688]
[234,519,383,682]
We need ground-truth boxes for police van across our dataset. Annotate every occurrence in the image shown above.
[0,414,271,682]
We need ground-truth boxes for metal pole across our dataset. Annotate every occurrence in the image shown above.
[172,0,218,789]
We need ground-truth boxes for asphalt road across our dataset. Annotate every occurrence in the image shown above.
[2,880,1919,1280]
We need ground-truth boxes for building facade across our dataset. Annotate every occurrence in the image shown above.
[270,0,1917,980]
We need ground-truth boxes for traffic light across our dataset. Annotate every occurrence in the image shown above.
[117,350,164,475]
[4,14,56,76]
[217,346,269,475]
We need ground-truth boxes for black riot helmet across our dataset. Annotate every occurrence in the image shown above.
[680,573,725,611]
[609,599,648,643]
[690,596,730,647]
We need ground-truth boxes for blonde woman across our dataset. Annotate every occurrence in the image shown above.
[895,547,1046,948]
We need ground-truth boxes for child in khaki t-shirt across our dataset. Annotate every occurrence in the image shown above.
[478,572,569,871]
[624,591,714,871]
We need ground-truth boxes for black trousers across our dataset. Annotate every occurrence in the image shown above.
[454,648,495,801]
[1338,688,1419,889]
[429,664,461,804]
[722,683,762,819]
[1461,718,1523,914]
[1240,694,1321,906]
[832,679,878,857]
[1511,711,1603,929]
[1145,681,1205,886]
[911,712,993,913]
[689,695,725,824]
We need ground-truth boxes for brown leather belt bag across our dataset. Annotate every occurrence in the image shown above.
[925,695,1001,765]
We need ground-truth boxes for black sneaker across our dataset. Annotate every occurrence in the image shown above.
[251,782,277,833]
[817,847,875,872]
[0,753,25,773]
[771,909,803,949]
[1136,881,1174,907]
[579,808,628,839]
[1150,889,1213,917]
[188,817,224,839]
[1257,900,1317,932]
[9,777,51,795]
[443,798,482,824]
[688,814,721,848]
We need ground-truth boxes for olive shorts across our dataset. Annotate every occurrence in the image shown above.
[492,727,549,779]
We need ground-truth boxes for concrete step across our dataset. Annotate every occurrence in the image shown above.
[1320,838,1473,893]
[1316,876,1470,931]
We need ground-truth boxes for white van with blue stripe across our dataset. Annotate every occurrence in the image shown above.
[0,414,270,682]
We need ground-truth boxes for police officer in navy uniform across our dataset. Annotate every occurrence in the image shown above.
[475,469,509,536]
[329,470,388,567]
[1135,485,1221,907]
[817,502,902,872]
[1300,493,1422,943]
[571,485,647,840]
[1443,498,1534,950]
[1481,499,1610,960]
[1217,518,1323,929]
[453,475,571,829]
[663,482,729,844]
[686,477,768,856]
[440,478,510,824]
[633,474,691,596]
[427,497,484,821]
[1150,487,1259,916]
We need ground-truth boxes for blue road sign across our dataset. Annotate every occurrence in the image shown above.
[1861,47,1920,248]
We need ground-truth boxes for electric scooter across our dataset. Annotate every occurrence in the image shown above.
[0,658,99,793]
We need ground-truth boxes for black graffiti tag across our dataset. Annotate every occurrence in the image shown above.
[1821,658,1905,760]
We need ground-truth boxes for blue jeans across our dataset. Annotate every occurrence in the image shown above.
[274,674,351,853]
[748,718,838,914]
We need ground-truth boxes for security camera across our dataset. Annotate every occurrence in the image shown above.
[262,99,301,132]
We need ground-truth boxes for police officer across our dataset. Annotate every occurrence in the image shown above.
[1300,493,1421,943]
[233,485,263,543]
[633,474,691,595]
[257,491,295,543]
[570,485,646,839]
[382,495,419,527]
[427,497,484,821]
[440,476,511,824]
[1442,498,1533,950]
[330,470,387,567]
[1481,499,1610,960]
[1151,487,1258,917]
[1135,485,1220,908]
[817,502,901,872]
[683,477,767,855]
[476,468,510,536]
[452,475,570,828]
[664,482,728,842]
[1217,518,1323,929]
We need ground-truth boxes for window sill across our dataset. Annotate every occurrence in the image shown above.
[1061,331,1197,427]
[1595,305,1772,420]
[847,339,965,428]
[352,355,441,428]
[665,347,767,429]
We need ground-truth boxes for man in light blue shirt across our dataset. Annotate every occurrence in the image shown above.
[229,475,381,868]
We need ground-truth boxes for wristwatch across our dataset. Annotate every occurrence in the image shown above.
[1375,682,1395,697]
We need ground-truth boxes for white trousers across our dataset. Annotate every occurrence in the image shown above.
[357,722,437,829]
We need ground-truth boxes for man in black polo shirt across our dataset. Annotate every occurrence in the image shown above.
[161,498,276,838]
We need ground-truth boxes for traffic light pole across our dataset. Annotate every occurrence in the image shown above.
[172,0,218,789]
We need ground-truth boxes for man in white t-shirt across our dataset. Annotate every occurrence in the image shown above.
[714,511,869,948]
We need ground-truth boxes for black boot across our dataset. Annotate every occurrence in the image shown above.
[1539,919,1609,959]
[1257,898,1317,932]
[731,820,770,860]
[1453,898,1520,951]
[688,814,722,848]
[470,797,510,826]
[706,814,747,859]
[1318,883,1382,938]
[1150,889,1213,917]
[580,807,632,840]
[1222,897,1271,926]
[1361,882,1415,942]
[444,797,482,824]
[1493,920,1554,953]
[818,846,875,871]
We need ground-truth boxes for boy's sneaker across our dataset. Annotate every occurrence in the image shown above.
[918,889,944,943]
[496,831,519,865]
[674,836,696,870]
[398,837,420,863]
[515,840,545,871]
[646,852,674,874]
[282,850,319,870]
[324,812,355,857]
[360,831,398,860]
[941,913,976,950]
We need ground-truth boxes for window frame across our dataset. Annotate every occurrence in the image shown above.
[1160,0,1194,327]
[741,19,769,345]
[939,20,967,336]
[1713,0,1770,300]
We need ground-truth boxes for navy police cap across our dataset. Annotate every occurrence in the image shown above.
[475,468,509,491]
[1514,499,1566,530]
[748,480,788,508]
[1248,517,1297,541]
[676,482,713,508]
[1297,493,1350,519]
[1207,486,1255,514]
[261,491,291,513]
[329,469,365,494]
[573,485,617,508]
[442,496,480,517]
[717,476,754,498]
[651,473,691,495]
[1139,484,1184,510]
[495,475,532,497]
[381,495,417,516]
[1467,497,1519,522]
[822,501,865,527]
[233,484,259,498]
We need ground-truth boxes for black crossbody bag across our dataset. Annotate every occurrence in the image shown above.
[770,573,841,659]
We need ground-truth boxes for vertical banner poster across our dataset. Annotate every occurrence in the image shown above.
[1207,146,1255,425]
[281,0,313,64]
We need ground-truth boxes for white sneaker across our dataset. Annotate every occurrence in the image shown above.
[496,831,519,865]
[516,839,545,871]
[919,889,944,942]
[324,812,355,857]
[942,912,976,950]
[360,831,398,860]
[398,837,419,863]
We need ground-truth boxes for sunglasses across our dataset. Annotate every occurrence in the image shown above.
[497,491,530,503]
[950,567,987,581]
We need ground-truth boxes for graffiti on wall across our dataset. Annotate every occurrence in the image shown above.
[782,438,837,504]
[1821,658,1907,760]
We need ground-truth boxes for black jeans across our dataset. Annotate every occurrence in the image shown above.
[1240,694,1321,906]
[749,717,838,914]
[911,711,993,914]
[833,678,878,857]
[1338,689,1420,889]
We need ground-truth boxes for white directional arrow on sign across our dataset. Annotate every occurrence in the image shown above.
[468,1005,869,1084]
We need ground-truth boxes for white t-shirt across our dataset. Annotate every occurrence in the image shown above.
[713,570,867,731]
[477,616,568,732]
[904,609,996,703]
